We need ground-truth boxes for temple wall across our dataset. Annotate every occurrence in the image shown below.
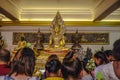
[1,26,120,54]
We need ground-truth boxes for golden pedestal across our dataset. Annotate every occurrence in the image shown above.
[33,50,68,78]
[35,50,68,68]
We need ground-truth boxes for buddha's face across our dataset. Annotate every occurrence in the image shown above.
[54,24,60,33]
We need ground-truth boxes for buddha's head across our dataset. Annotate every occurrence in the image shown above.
[53,23,61,34]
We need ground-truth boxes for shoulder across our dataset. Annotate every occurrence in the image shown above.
[29,76,39,80]
[103,62,113,69]
[0,75,13,80]
[82,74,93,80]
[94,65,104,77]
[105,62,112,66]
[0,76,5,80]
[103,62,113,75]
[45,77,64,80]
[95,65,103,71]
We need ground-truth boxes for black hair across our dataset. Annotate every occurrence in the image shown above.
[104,50,112,57]
[94,51,108,65]
[9,47,35,76]
[47,54,59,62]
[45,59,61,74]
[63,51,76,63]
[0,48,10,62]
[113,39,120,61]
[61,58,82,79]
[82,61,89,73]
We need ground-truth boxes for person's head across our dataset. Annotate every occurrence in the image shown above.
[113,39,120,61]
[47,54,59,62]
[61,58,82,80]
[104,50,113,61]
[10,47,35,76]
[45,59,61,77]
[0,48,10,63]
[94,51,108,66]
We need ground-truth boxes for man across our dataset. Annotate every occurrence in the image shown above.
[0,48,10,75]
[103,39,120,80]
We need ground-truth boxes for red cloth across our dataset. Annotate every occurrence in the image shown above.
[0,64,10,76]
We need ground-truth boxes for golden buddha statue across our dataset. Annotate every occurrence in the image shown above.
[14,33,27,51]
[11,33,27,62]
[35,12,69,76]
[45,11,68,51]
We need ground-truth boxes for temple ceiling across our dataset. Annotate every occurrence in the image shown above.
[0,0,120,26]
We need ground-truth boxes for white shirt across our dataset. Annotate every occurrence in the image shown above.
[103,62,120,80]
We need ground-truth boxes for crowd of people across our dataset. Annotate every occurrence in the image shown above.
[0,38,120,80]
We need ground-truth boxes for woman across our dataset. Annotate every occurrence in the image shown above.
[94,51,108,80]
[81,61,93,80]
[45,59,63,80]
[103,39,120,80]
[43,54,59,79]
[0,48,10,76]
[0,47,39,80]
[61,57,82,80]
[62,50,92,80]
[61,50,81,80]
[104,50,114,62]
